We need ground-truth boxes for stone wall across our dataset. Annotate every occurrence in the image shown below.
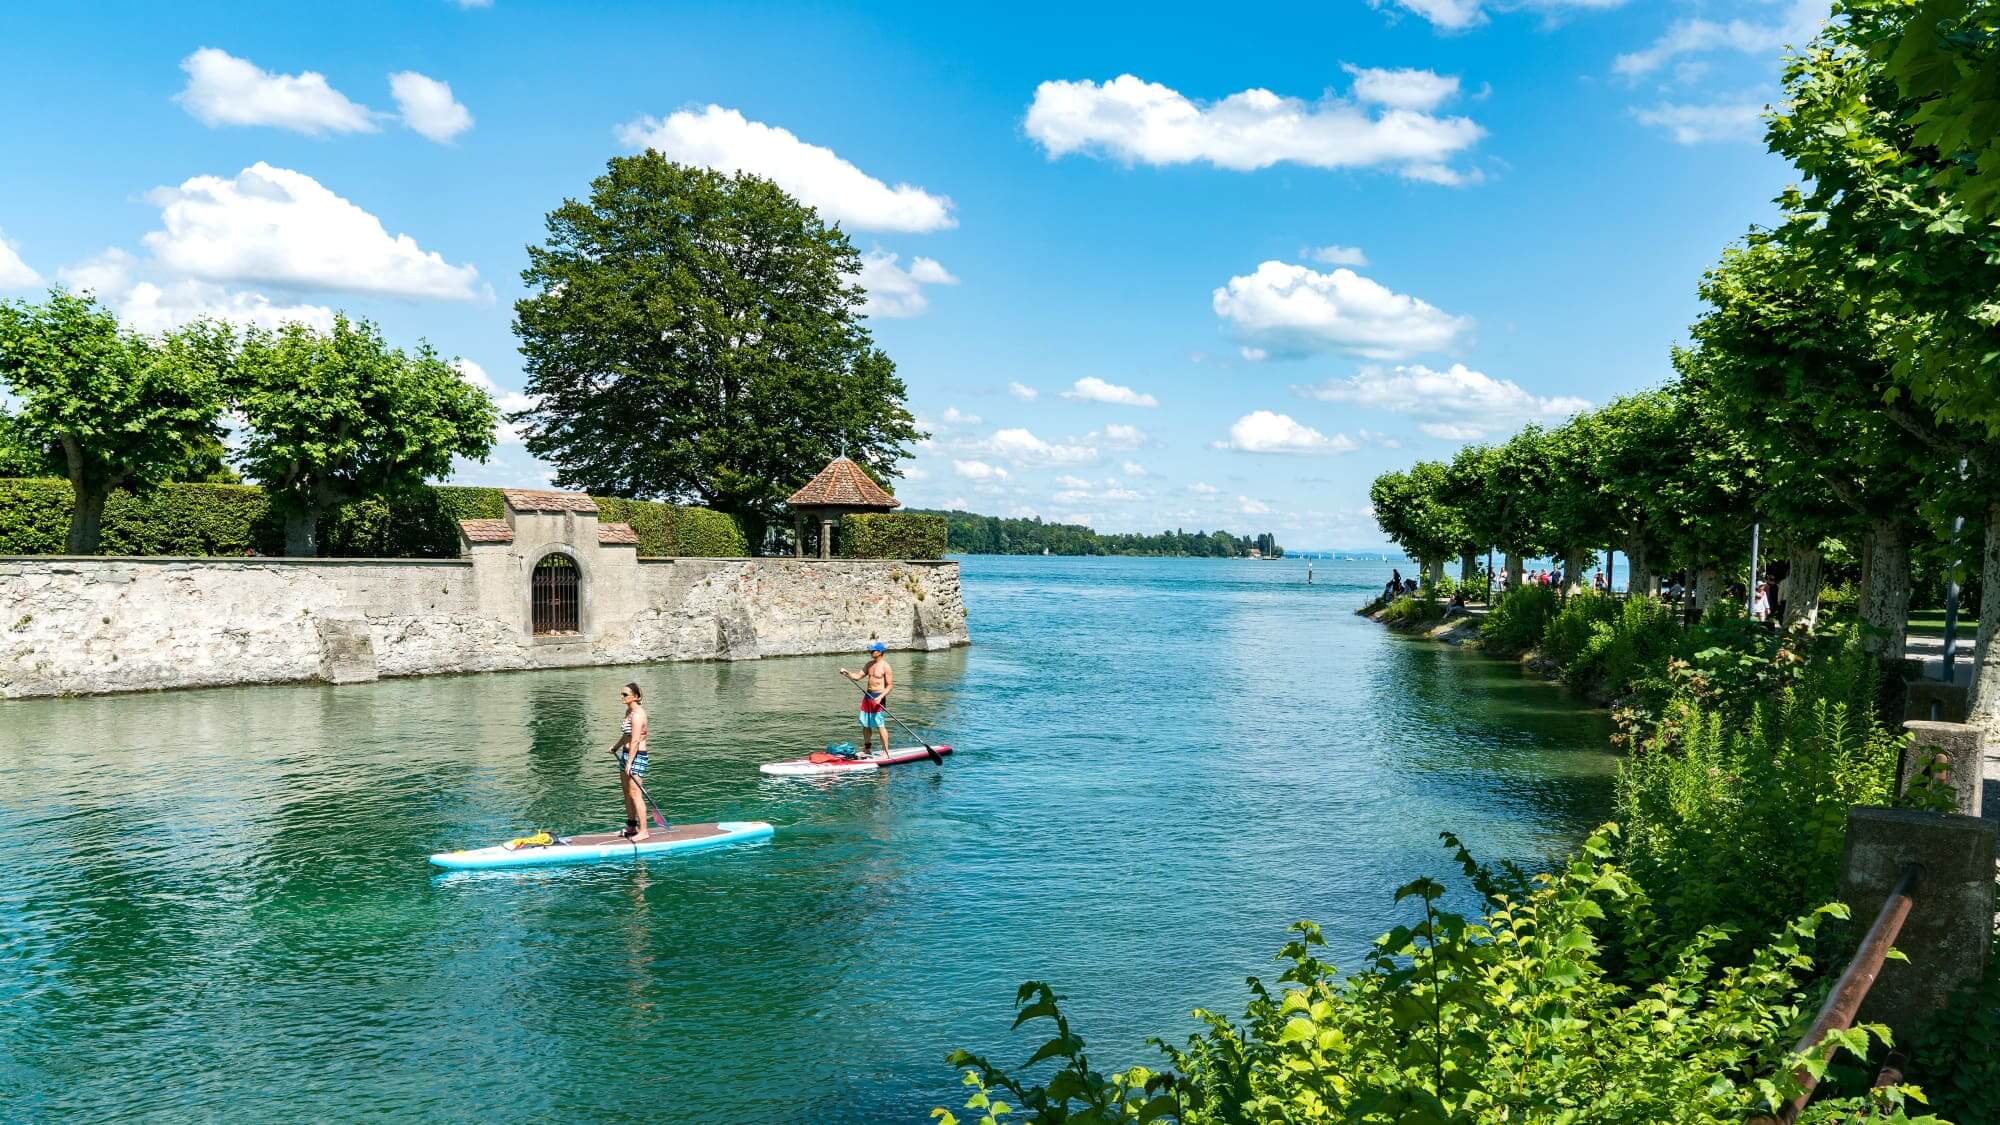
[0,555,967,699]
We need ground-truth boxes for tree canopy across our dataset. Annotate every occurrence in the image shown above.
[233,314,496,557]
[513,155,924,552]
[0,290,229,553]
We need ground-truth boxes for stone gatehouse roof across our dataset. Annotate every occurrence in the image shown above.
[503,488,599,514]
[786,457,900,510]
[459,519,514,544]
[597,522,639,545]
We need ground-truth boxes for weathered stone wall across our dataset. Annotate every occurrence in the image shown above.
[0,556,967,698]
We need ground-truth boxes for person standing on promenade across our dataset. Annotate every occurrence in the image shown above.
[609,682,652,841]
[841,643,894,759]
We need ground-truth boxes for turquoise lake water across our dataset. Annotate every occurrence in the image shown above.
[0,555,1614,1122]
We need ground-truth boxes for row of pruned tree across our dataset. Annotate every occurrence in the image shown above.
[1373,0,2000,729]
[0,292,496,555]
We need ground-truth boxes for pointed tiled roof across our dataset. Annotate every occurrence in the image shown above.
[786,457,900,510]
[503,488,598,514]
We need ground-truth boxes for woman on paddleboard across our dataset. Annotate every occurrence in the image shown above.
[609,682,652,841]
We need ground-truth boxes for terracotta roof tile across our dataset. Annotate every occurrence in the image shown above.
[503,488,599,514]
[459,518,514,544]
[785,457,900,509]
[597,522,639,546]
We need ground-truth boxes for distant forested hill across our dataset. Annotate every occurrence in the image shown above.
[907,509,1281,557]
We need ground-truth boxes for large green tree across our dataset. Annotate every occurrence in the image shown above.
[0,405,52,478]
[1770,7,2000,719]
[512,156,924,552]
[1369,462,1464,584]
[233,314,496,556]
[0,291,228,553]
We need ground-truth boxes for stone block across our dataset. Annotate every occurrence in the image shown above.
[1900,721,1986,816]
[314,617,379,685]
[1840,807,1997,1045]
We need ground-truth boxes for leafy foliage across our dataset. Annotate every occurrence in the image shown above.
[912,510,1276,557]
[1478,585,1559,655]
[838,512,947,559]
[233,314,496,556]
[1379,593,1446,627]
[943,831,1936,1124]
[0,291,230,553]
[513,156,923,550]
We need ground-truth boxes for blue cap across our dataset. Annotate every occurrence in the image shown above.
[867,642,886,653]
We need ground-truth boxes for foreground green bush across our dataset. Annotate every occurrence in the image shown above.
[1479,584,1559,654]
[942,829,1933,1124]
[1379,593,1445,626]
[0,477,747,558]
[1613,629,1902,958]
[838,511,947,559]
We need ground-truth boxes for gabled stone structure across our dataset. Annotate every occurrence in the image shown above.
[786,457,900,558]
[456,489,641,655]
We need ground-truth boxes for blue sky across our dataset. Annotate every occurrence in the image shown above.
[0,1,1821,548]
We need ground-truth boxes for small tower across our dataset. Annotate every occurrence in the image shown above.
[785,457,900,558]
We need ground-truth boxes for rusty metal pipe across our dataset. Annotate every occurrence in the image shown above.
[1750,862,1921,1125]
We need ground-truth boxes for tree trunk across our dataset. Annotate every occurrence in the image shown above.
[1563,547,1589,596]
[1693,566,1721,612]
[1858,517,1911,661]
[1969,501,2000,733]
[1460,551,1476,583]
[67,484,108,555]
[284,506,320,558]
[1782,543,1823,631]
[1623,533,1654,598]
[1505,553,1524,589]
[1423,558,1444,587]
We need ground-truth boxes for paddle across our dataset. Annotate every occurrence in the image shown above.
[628,770,671,832]
[837,669,943,764]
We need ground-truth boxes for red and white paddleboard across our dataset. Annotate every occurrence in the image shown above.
[759,745,953,777]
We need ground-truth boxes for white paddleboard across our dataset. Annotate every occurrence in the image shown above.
[759,744,953,777]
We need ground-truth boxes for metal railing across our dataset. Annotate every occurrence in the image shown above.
[1750,862,1923,1125]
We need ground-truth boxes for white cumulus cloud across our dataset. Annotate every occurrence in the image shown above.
[1303,244,1369,267]
[1061,376,1158,407]
[1087,423,1146,449]
[1217,410,1357,454]
[1189,481,1220,495]
[1121,460,1149,477]
[1007,381,1039,400]
[142,163,482,301]
[1632,99,1765,144]
[58,248,334,335]
[1297,362,1590,439]
[941,406,981,426]
[953,459,1008,480]
[390,71,474,142]
[978,427,1097,466]
[1374,0,1629,33]
[617,105,955,232]
[1614,0,1823,77]
[0,230,41,289]
[175,48,377,136]
[1213,261,1472,359]
[1024,73,1484,184]
[1239,496,1274,515]
[852,250,957,318]
[1344,65,1460,112]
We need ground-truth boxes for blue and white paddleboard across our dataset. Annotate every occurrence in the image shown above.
[428,820,774,871]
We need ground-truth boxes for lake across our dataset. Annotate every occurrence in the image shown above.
[0,555,1614,1122]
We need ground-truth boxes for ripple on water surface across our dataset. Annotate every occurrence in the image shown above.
[0,556,1613,1121]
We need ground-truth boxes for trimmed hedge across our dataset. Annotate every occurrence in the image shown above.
[0,478,748,558]
[595,496,748,558]
[838,512,947,559]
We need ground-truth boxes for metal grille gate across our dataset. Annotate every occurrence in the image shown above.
[531,555,579,634]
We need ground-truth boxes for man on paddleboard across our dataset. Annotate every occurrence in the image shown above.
[840,642,894,758]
